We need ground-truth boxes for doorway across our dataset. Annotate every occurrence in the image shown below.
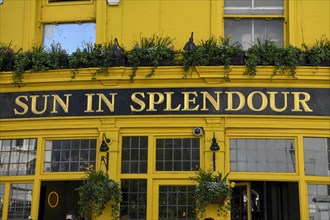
[38,181,82,220]
[231,181,300,220]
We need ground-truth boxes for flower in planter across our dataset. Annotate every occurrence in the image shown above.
[76,166,122,219]
[190,168,233,217]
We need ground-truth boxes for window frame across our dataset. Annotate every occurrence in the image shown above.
[223,0,287,48]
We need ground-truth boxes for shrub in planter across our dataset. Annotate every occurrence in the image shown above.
[13,50,32,87]
[30,45,51,72]
[302,36,330,66]
[127,35,175,81]
[245,38,279,76]
[272,45,303,78]
[0,42,15,72]
[48,43,70,69]
[190,168,234,218]
[76,166,122,219]
[182,35,242,81]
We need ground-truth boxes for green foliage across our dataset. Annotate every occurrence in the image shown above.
[182,36,242,80]
[302,36,330,66]
[273,45,302,78]
[0,42,15,72]
[30,45,51,71]
[190,168,232,217]
[48,43,69,69]
[127,35,175,81]
[13,51,31,87]
[245,38,279,76]
[76,166,122,219]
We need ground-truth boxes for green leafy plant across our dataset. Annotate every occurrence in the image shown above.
[302,36,330,66]
[190,168,233,218]
[182,35,242,80]
[127,34,175,81]
[13,50,31,87]
[30,45,51,72]
[76,166,122,219]
[245,38,279,76]
[48,43,69,69]
[0,42,15,72]
[272,45,302,78]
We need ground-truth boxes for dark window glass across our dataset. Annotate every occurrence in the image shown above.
[44,139,96,172]
[121,137,148,174]
[121,179,147,219]
[0,139,37,176]
[156,138,200,171]
[159,185,196,220]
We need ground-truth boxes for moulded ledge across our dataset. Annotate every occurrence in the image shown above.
[0,66,329,89]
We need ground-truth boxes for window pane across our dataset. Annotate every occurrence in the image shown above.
[225,0,284,15]
[308,184,330,220]
[44,139,96,172]
[121,136,148,174]
[230,139,295,172]
[156,138,200,171]
[158,185,196,220]
[43,22,96,54]
[225,18,283,50]
[0,139,37,176]
[0,184,4,217]
[121,179,147,219]
[8,184,33,219]
[304,138,330,176]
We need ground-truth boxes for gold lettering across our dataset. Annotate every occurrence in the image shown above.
[50,94,72,113]
[31,95,50,114]
[130,92,146,112]
[292,92,313,112]
[14,96,29,115]
[225,92,245,111]
[268,92,289,112]
[96,93,117,112]
[182,92,199,111]
[84,93,95,113]
[201,91,222,111]
[247,91,268,111]
[164,92,181,111]
[147,92,164,111]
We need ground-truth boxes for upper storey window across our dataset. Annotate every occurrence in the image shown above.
[43,23,96,54]
[41,0,95,53]
[224,0,284,50]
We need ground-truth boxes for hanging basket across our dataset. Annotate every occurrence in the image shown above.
[211,194,227,205]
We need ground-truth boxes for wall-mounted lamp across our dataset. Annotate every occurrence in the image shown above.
[210,133,220,172]
[100,133,111,171]
[183,32,197,52]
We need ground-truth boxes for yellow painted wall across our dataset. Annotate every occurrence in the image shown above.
[0,0,25,50]
[298,0,330,46]
[1,0,329,50]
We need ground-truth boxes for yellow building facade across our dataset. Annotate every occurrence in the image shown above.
[0,1,329,220]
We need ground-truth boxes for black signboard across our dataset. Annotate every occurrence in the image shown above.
[0,88,329,119]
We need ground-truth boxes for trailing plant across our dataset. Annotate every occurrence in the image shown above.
[190,168,234,218]
[302,36,330,66]
[245,38,279,76]
[0,42,15,72]
[13,50,31,87]
[127,34,175,81]
[48,43,69,69]
[30,45,51,72]
[182,35,242,81]
[76,166,122,219]
[272,45,303,78]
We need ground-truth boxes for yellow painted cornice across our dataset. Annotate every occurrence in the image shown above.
[0,66,329,92]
